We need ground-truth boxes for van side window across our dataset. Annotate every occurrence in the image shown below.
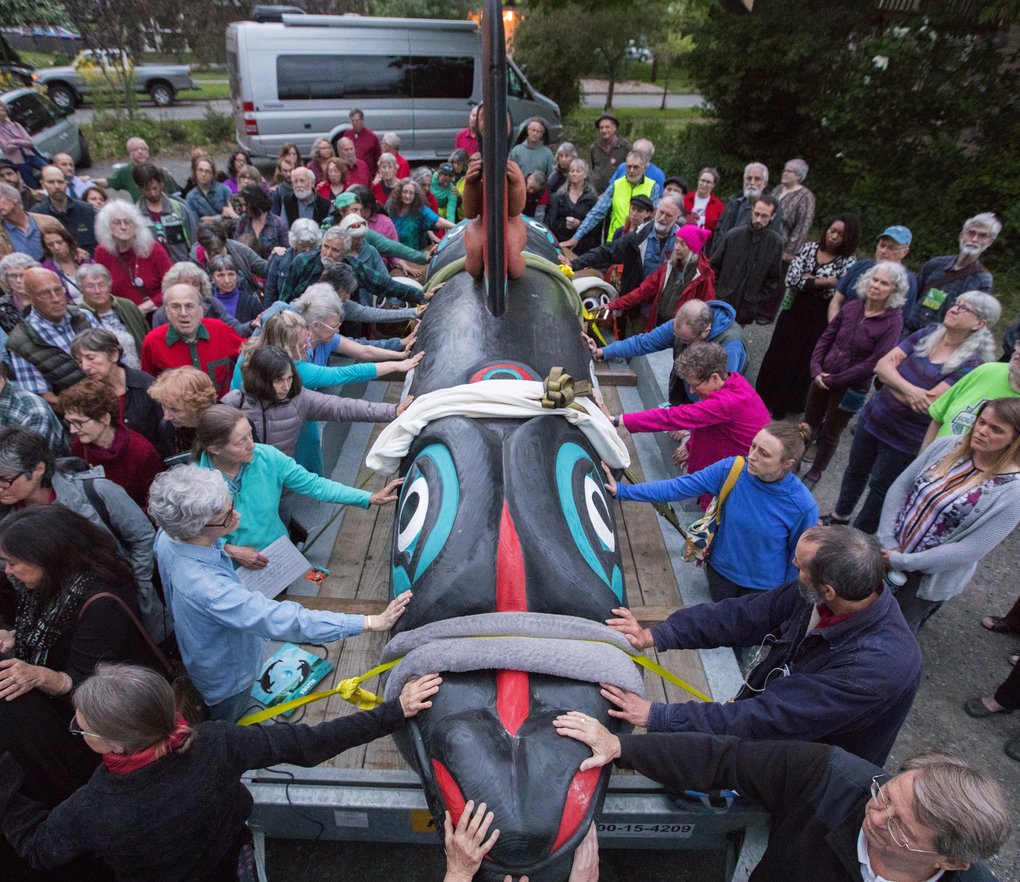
[507,64,526,99]
[412,57,474,99]
[277,55,412,100]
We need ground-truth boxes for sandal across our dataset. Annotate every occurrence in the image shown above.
[820,513,850,526]
[981,615,1019,635]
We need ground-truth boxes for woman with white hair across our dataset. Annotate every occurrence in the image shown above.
[372,152,401,205]
[547,141,578,194]
[292,283,418,367]
[94,201,172,314]
[771,158,816,263]
[824,289,1000,533]
[148,463,411,721]
[265,218,322,307]
[800,262,908,489]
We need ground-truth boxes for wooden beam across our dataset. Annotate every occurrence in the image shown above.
[285,595,676,625]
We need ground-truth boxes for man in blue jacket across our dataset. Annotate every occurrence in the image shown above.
[602,525,922,765]
[586,299,747,403]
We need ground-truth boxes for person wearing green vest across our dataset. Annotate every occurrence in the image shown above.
[94,138,181,202]
[562,150,660,249]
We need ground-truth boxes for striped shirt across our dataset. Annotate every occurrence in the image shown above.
[894,457,1020,553]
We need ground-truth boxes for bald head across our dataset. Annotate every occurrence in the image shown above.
[24,268,68,322]
[40,165,68,203]
[338,137,357,165]
[53,153,75,178]
[673,299,714,343]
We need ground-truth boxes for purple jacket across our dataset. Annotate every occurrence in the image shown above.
[622,372,769,475]
[810,298,903,391]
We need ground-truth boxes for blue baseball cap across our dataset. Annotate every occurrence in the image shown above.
[877,225,912,245]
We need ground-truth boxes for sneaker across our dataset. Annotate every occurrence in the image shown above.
[820,512,850,526]
[802,469,821,490]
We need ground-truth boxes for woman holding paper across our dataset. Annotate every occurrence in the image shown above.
[191,404,400,572]
[149,465,411,722]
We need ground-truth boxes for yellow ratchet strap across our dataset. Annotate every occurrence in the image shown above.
[630,654,711,703]
[238,658,401,726]
[582,309,608,346]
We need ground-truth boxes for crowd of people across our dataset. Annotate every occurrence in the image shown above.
[0,104,1016,881]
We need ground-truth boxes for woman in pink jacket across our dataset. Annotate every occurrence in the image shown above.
[608,341,770,508]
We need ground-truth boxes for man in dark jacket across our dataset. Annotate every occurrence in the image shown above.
[710,195,784,325]
[709,160,783,256]
[555,719,1008,882]
[602,525,922,766]
[570,195,681,296]
[282,167,330,227]
[905,212,998,332]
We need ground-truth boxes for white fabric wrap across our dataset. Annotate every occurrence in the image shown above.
[381,612,645,701]
[366,379,631,473]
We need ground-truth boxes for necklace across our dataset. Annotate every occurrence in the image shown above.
[117,248,144,288]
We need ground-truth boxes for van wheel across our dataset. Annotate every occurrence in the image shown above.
[149,82,175,107]
[76,132,92,169]
[48,84,76,111]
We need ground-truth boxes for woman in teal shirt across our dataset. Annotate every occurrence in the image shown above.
[194,404,401,570]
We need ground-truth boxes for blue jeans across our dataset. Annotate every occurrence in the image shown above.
[208,688,253,723]
[833,423,917,534]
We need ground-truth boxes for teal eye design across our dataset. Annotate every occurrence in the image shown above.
[392,443,459,596]
[554,442,623,600]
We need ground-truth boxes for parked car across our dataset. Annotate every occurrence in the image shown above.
[31,49,197,110]
[0,87,90,168]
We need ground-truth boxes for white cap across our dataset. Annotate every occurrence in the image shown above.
[339,214,368,237]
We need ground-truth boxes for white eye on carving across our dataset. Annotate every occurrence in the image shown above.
[583,474,615,552]
[397,475,430,552]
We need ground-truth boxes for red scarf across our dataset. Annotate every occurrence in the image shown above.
[103,714,190,774]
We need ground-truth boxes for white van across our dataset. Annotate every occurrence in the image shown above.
[226,14,562,162]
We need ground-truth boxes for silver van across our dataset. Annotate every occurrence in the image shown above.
[226,14,561,161]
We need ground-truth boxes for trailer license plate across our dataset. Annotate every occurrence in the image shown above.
[596,822,694,837]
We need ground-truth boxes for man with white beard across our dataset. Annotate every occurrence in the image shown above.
[281,167,330,227]
[905,212,998,332]
[709,161,783,256]
[598,525,922,766]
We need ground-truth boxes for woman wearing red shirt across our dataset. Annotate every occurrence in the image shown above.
[59,378,165,512]
[94,202,171,315]
[682,167,725,232]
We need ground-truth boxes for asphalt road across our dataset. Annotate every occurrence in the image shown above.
[68,88,704,126]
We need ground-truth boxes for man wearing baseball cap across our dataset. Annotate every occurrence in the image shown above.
[588,112,631,193]
[827,225,916,320]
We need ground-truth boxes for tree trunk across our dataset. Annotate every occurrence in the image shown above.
[650,56,658,83]
[660,62,671,111]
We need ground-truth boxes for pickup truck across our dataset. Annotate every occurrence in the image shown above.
[31,49,198,109]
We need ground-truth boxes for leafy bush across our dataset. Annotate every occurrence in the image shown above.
[81,111,237,162]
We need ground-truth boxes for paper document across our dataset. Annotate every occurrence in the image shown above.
[237,536,311,599]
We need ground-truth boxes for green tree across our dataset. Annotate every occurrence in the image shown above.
[682,0,1020,290]
[0,0,68,25]
[514,4,592,116]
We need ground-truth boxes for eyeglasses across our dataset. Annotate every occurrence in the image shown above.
[166,303,200,313]
[869,776,939,854]
[109,218,135,228]
[313,319,341,335]
[949,302,979,318]
[68,717,103,739]
[206,502,236,529]
[65,416,93,430]
[0,471,27,489]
